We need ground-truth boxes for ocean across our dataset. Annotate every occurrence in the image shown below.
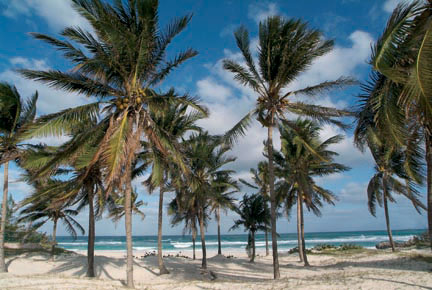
[56,229,425,252]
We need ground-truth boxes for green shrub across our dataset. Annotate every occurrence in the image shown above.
[312,244,337,251]
[288,246,312,254]
[338,243,363,251]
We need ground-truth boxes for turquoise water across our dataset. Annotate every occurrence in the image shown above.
[57,229,425,252]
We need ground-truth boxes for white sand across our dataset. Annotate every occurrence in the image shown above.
[1,248,431,289]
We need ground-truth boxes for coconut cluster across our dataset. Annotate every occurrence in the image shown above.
[114,88,145,110]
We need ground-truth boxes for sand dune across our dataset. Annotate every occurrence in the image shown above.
[1,249,431,289]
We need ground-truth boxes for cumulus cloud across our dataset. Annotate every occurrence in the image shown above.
[248,2,282,24]
[339,182,369,204]
[196,78,233,103]
[1,0,91,32]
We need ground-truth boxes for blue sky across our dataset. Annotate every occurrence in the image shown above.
[0,0,426,237]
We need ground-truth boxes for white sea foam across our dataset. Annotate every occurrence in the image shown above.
[133,247,156,251]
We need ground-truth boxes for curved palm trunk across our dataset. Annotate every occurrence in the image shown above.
[265,229,269,256]
[296,194,304,262]
[198,209,207,269]
[267,123,280,279]
[157,184,169,275]
[51,218,58,261]
[0,161,9,272]
[426,133,432,251]
[250,230,256,262]
[217,206,222,255]
[299,196,309,266]
[125,180,134,288]
[87,190,95,277]
[383,195,395,252]
[192,221,197,260]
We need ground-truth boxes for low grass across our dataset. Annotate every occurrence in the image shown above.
[404,253,432,264]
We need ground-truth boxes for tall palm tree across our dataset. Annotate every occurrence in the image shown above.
[274,118,349,266]
[0,82,37,272]
[19,1,206,286]
[139,100,204,274]
[365,142,426,252]
[21,121,106,277]
[167,196,209,260]
[210,172,237,255]
[368,0,432,249]
[18,194,84,260]
[223,17,354,278]
[240,161,271,256]
[230,194,270,262]
[354,75,426,252]
[177,132,236,269]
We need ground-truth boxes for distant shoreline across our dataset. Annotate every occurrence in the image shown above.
[55,228,427,238]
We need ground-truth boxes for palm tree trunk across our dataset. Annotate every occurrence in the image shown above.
[217,206,222,255]
[250,231,256,262]
[125,179,134,288]
[192,221,196,260]
[426,132,432,251]
[383,194,395,252]
[0,161,9,272]
[157,184,169,275]
[198,209,207,269]
[296,193,304,262]
[265,229,269,256]
[299,196,309,266]
[51,218,57,261]
[267,122,280,279]
[87,189,95,277]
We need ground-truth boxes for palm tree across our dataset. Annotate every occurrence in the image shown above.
[18,194,84,260]
[366,141,425,252]
[0,82,37,272]
[223,17,354,278]
[210,172,237,255]
[19,0,206,286]
[139,100,204,274]
[368,0,432,249]
[354,76,426,252]
[230,194,270,262]
[240,161,271,256]
[274,118,349,265]
[20,122,106,277]
[167,196,209,260]
[177,132,236,269]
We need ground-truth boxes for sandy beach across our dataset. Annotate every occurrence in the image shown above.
[1,248,431,289]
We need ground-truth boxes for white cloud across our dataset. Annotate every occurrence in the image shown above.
[248,2,282,24]
[0,57,89,115]
[339,181,368,204]
[1,0,91,32]
[197,78,233,103]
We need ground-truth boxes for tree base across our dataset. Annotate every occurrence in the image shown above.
[159,265,170,275]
